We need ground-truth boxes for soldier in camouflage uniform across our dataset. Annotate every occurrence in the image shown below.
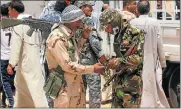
[74,1,106,108]
[77,17,106,108]
[40,1,61,22]
[45,5,105,108]
[99,9,145,108]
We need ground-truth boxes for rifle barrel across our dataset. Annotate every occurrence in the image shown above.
[1,18,23,29]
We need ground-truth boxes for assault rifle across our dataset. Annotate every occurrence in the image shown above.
[1,17,58,37]
[102,66,129,92]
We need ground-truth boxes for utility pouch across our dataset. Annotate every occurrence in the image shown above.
[43,66,66,99]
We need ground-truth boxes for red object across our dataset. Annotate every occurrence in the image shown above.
[65,1,71,5]
[131,47,137,54]
[105,24,112,33]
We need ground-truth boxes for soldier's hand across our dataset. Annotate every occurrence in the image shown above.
[99,55,107,64]
[108,58,119,69]
[7,64,14,75]
[93,63,105,74]
[82,24,91,39]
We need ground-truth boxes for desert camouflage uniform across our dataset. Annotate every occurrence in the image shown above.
[76,17,102,108]
[45,5,99,108]
[46,24,88,108]
[100,9,145,108]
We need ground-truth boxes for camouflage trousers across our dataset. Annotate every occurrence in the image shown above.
[82,73,101,108]
[111,72,143,108]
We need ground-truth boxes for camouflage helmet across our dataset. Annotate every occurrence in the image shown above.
[74,0,95,8]
[99,8,120,30]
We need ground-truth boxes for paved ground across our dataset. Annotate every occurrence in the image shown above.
[86,103,111,108]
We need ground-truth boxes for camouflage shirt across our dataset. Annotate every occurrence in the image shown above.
[115,23,144,73]
[112,22,145,108]
[99,8,144,108]
[39,1,61,23]
[78,31,103,65]
[76,17,103,65]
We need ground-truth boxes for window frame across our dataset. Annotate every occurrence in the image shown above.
[107,0,180,27]
[150,1,180,26]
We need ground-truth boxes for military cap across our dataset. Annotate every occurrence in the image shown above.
[99,8,120,30]
[74,0,95,8]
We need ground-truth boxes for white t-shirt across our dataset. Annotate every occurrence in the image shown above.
[1,27,13,60]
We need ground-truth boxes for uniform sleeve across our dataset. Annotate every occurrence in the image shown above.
[50,39,94,75]
[39,6,48,19]
[117,33,145,70]
[157,24,166,68]
[89,35,104,58]
[9,25,23,67]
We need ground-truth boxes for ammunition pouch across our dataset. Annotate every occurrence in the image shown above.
[43,66,66,99]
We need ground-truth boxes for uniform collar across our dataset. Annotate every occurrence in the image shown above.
[59,24,72,38]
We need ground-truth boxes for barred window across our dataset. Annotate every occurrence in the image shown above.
[150,0,180,21]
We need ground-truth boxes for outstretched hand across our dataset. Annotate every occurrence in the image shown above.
[94,63,105,74]
[108,58,119,69]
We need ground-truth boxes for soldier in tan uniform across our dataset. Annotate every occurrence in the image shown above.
[45,5,105,108]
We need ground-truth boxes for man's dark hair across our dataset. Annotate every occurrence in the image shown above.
[137,0,150,15]
[54,0,67,13]
[9,0,25,13]
[1,3,10,16]
[54,0,76,13]
[70,0,76,4]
